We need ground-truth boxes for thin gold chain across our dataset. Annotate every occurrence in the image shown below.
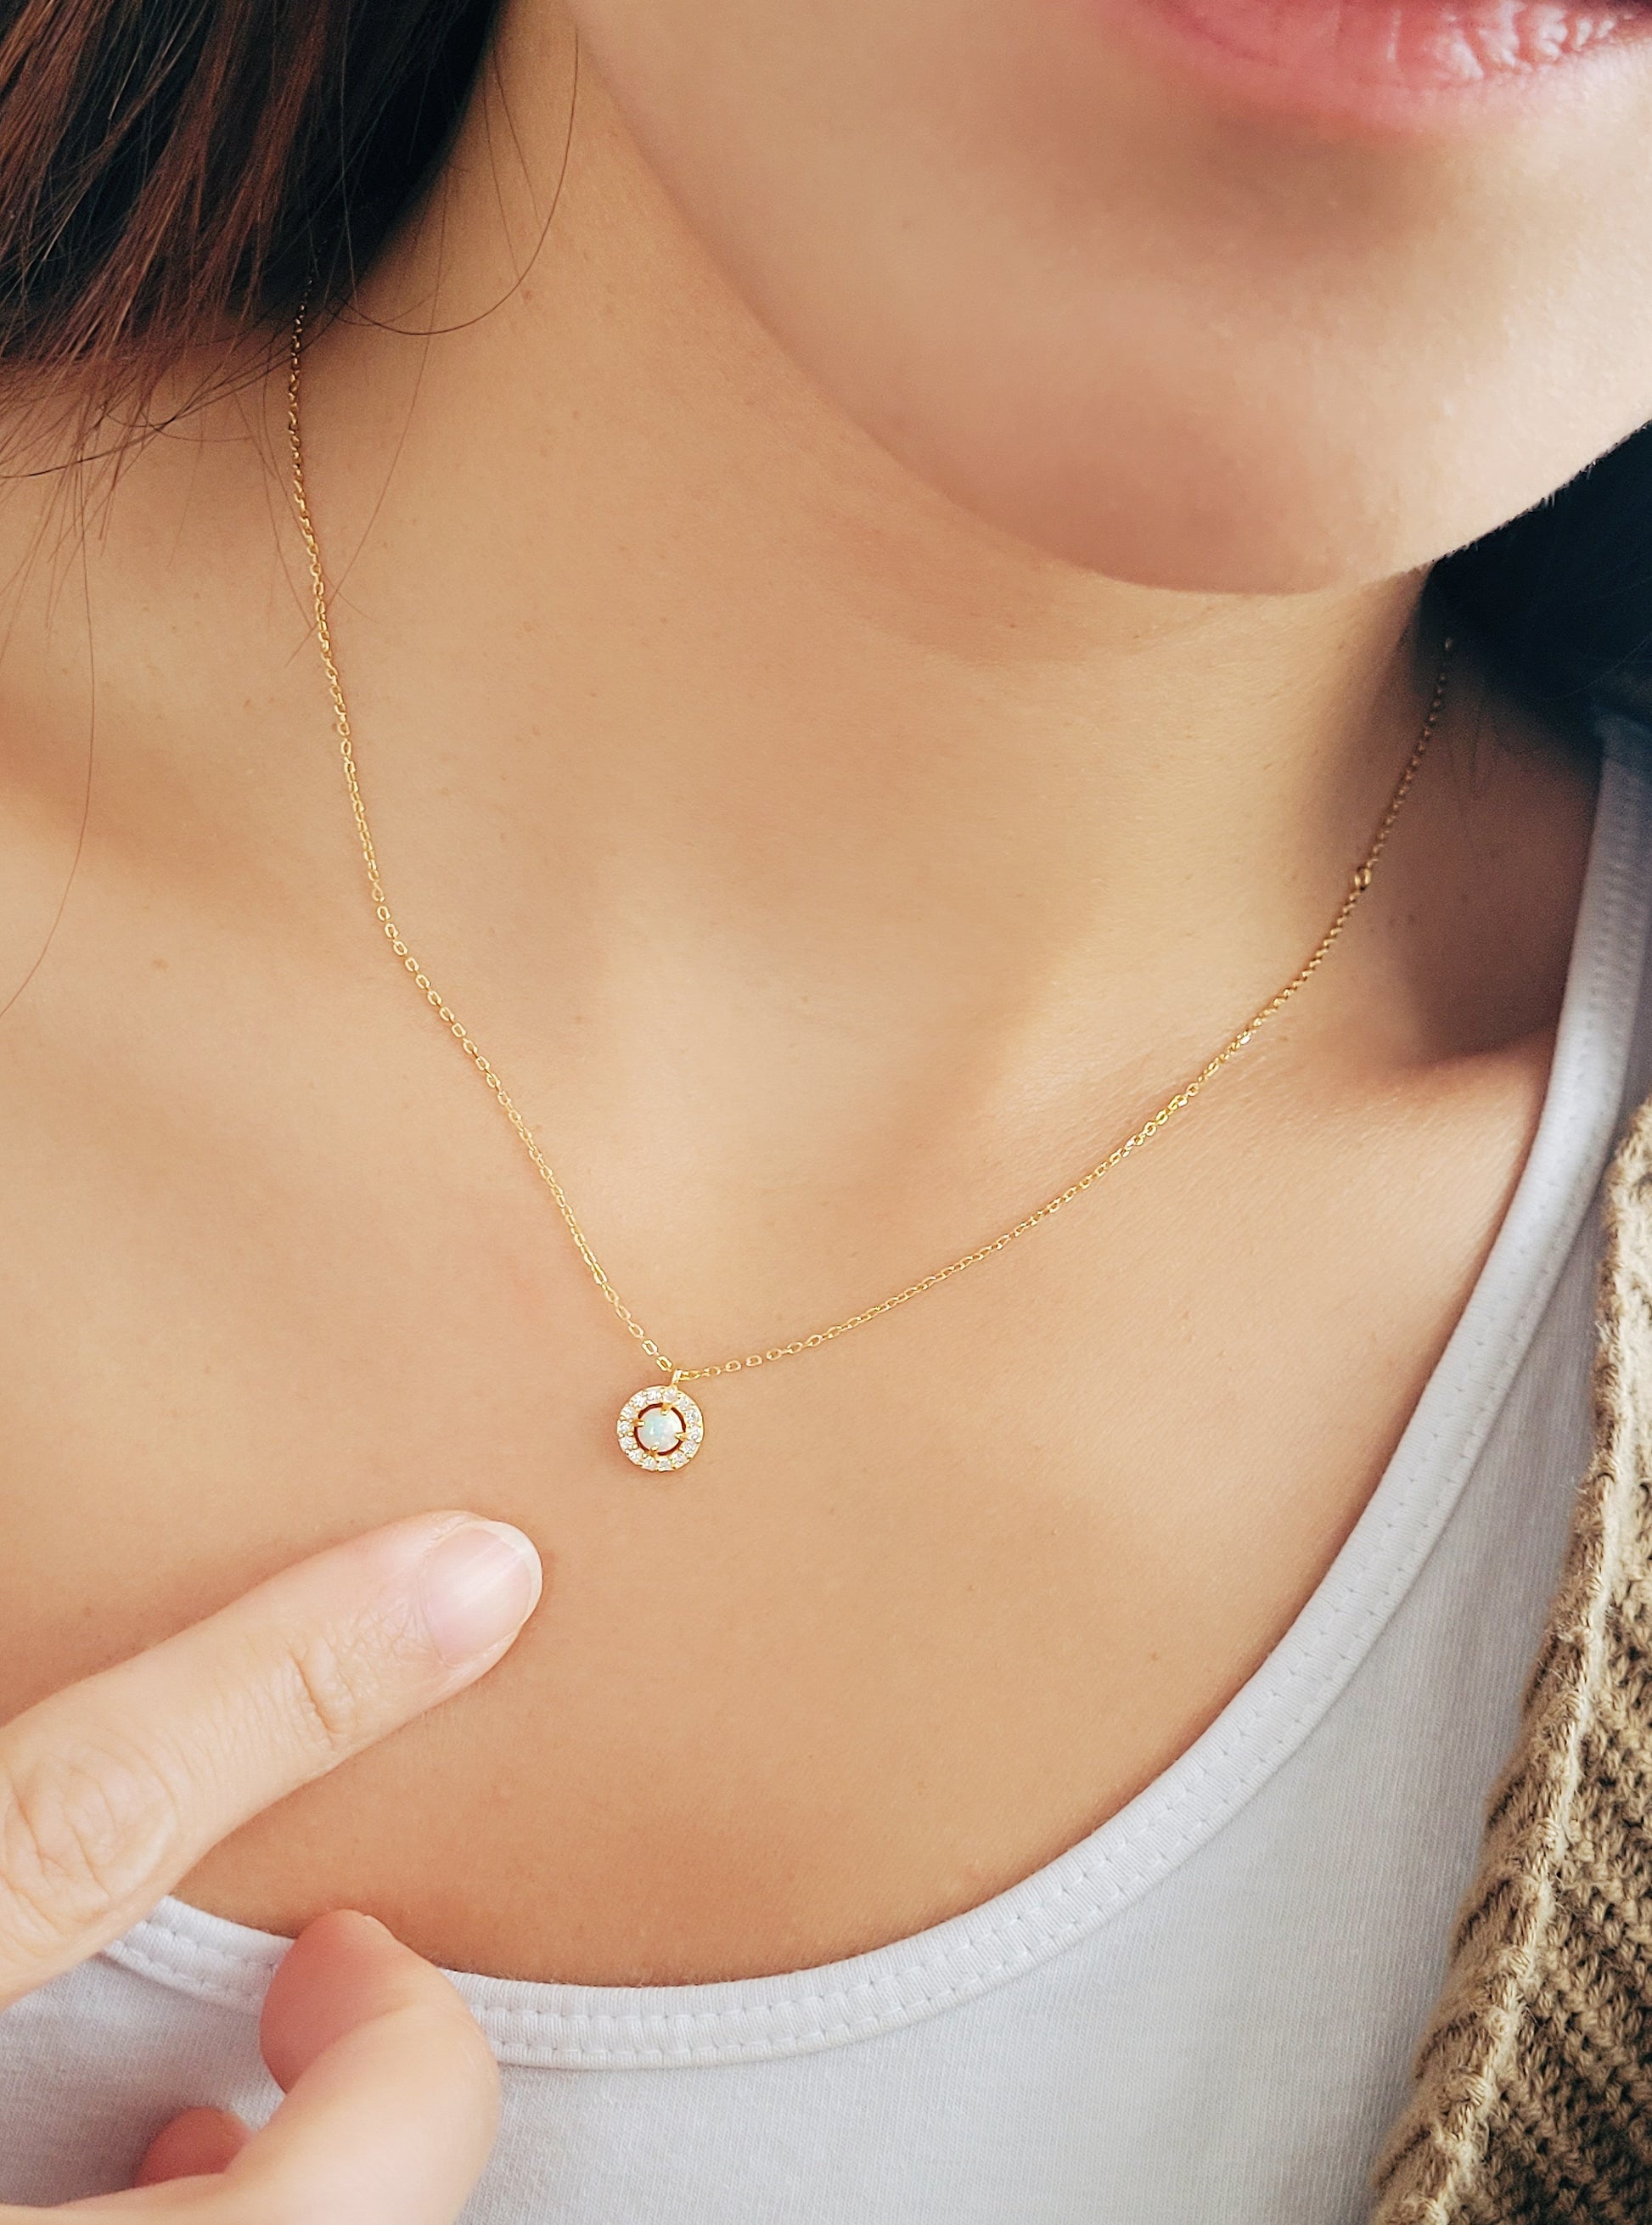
[285,307,1453,1386]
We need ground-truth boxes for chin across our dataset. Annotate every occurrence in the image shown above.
[568,1,1652,597]
[836,356,1652,596]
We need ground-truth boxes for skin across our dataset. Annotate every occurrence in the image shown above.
[0,1514,542,2210]
[0,0,1648,2003]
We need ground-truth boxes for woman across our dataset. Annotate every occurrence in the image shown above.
[2,0,1650,2217]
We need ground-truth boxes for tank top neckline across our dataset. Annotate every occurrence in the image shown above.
[104,710,1652,2070]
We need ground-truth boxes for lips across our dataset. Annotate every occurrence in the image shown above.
[1174,0,1640,85]
[1087,0,1652,126]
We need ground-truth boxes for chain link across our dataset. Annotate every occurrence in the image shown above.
[286,306,1453,1385]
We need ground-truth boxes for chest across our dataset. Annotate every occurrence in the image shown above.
[0,884,1561,1988]
[0,1312,1592,2219]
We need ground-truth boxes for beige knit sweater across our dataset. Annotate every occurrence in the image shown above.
[1368,1088,1652,2220]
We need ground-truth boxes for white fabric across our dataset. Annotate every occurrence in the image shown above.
[6,711,1652,2225]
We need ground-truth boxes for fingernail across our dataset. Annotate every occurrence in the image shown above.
[418,1520,543,1666]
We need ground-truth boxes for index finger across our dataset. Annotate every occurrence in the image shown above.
[0,1511,543,2006]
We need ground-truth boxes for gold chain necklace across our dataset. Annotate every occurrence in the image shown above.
[285,308,1453,1473]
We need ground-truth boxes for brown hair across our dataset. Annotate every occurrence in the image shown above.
[0,0,494,387]
[0,0,1649,723]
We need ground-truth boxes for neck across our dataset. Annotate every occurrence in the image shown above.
[287,5,1447,1037]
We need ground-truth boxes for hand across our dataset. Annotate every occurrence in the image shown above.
[0,1510,545,2220]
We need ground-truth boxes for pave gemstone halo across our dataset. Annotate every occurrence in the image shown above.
[617,1385,705,1471]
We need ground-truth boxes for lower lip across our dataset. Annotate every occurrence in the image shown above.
[1085,0,1652,129]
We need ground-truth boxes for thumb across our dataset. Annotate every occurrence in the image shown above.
[221,1911,500,2222]
[132,2110,250,2187]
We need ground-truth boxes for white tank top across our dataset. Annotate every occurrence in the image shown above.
[6,711,1652,2225]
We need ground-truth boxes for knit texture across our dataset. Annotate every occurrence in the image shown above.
[1368,1090,1652,2222]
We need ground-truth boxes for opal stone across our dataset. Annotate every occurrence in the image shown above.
[637,1403,686,1454]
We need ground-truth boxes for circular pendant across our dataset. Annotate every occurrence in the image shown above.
[617,1384,705,1471]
